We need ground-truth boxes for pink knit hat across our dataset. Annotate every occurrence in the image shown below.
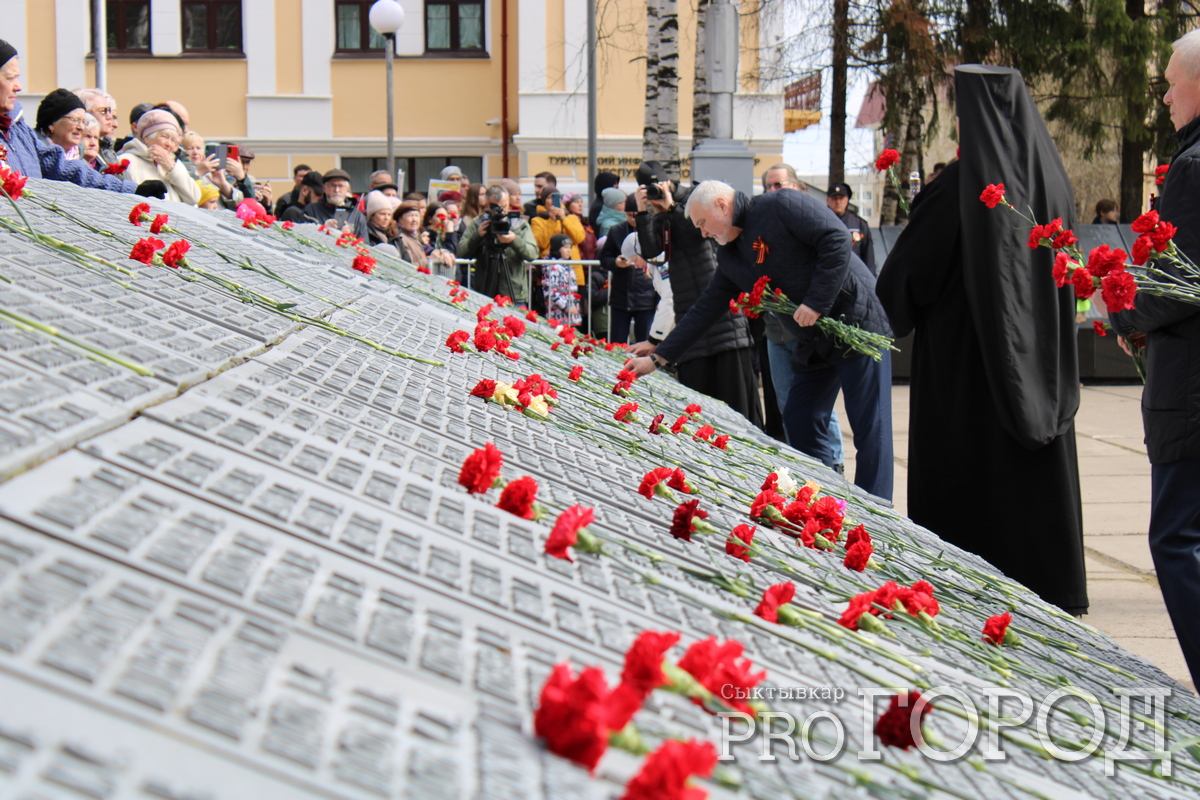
[135,109,181,142]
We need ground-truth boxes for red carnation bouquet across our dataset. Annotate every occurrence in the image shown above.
[729,275,896,361]
[874,148,912,214]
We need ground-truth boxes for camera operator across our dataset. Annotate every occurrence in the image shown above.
[632,160,762,427]
[457,184,539,303]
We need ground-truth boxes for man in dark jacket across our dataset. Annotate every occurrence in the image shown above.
[602,195,658,343]
[302,168,368,240]
[281,171,324,224]
[628,180,893,500]
[0,42,133,194]
[631,162,761,427]
[1110,30,1200,687]
[826,183,875,273]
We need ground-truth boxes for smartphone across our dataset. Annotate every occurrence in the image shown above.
[226,144,240,163]
[550,192,562,209]
[204,143,219,158]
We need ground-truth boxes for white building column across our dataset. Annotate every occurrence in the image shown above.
[243,0,276,95]
[517,0,546,92]
[0,0,29,86]
[55,0,89,88]
[150,0,182,57]
[301,0,333,96]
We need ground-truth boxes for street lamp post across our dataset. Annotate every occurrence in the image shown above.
[369,1,406,182]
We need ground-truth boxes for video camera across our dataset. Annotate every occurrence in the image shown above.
[484,203,513,237]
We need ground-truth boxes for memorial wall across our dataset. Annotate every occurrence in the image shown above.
[0,177,1194,799]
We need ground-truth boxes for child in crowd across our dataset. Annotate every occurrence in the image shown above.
[541,233,582,326]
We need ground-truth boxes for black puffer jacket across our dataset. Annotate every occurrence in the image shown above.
[637,184,752,363]
[1111,114,1200,464]
[655,189,891,371]
[602,220,658,311]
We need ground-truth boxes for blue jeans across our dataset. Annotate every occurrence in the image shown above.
[610,307,655,344]
[766,339,844,463]
[1149,457,1200,687]
[783,351,893,501]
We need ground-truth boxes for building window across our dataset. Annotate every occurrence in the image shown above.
[106,0,151,52]
[182,1,244,53]
[335,1,390,52]
[425,0,484,53]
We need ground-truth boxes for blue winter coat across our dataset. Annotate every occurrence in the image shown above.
[1,101,134,193]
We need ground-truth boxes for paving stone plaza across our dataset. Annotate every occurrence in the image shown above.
[0,178,1196,798]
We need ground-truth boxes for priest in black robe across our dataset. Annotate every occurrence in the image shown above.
[875,65,1088,615]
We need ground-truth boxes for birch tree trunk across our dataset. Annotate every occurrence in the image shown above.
[642,0,661,161]
[656,0,681,174]
[691,0,711,153]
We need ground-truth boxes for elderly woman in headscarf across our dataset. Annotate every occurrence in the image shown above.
[117,109,201,205]
[875,65,1087,616]
[35,88,90,160]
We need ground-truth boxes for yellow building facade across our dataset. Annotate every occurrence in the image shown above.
[6,0,783,193]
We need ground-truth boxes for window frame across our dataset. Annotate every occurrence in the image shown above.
[424,0,487,56]
[334,0,390,54]
[106,0,152,54]
[181,0,245,56]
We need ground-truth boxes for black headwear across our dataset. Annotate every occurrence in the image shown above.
[0,39,16,69]
[636,160,669,186]
[35,88,85,133]
[956,64,1079,449]
[593,171,619,198]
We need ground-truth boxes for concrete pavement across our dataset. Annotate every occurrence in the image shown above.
[837,383,1193,692]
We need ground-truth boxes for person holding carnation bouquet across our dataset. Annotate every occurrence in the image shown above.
[1107,29,1200,687]
[875,65,1087,616]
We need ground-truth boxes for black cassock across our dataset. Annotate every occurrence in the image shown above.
[876,66,1087,615]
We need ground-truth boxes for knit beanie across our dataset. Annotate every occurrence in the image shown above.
[0,39,17,70]
[365,190,400,218]
[549,233,572,254]
[36,88,86,133]
[135,109,181,142]
[197,182,220,206]
[602,187,625,208]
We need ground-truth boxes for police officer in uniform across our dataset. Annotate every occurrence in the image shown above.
[826,183,875,273]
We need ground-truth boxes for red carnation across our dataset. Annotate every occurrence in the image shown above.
[545,505,596,562]
[620,739,718,800]
[526,308,538,321]
[474,325,498,352]
[670,415,688,434]
[607,630,681,730]
[1085,245,1127,278]
[352,254,376,274]
[685,403,702,417]
[281,220,294,230]
[458,443,503,494]
[753,582,795,623]
[534,662,611,772]
[1155,164,1170,184]
[1132,234,1153,266]
[979,183,1005,208]
[1093,320,1108,337]
[713,435,730,449]
[1027,218,1063,249]
[470,379,497,399]
[648,413,666,434]
[727,524,756,562]
[496,475,538,519]
[1051,252,1070,287]
[678,637,766,715]
[1131,210,1160,234]
[670,499,709,541]
[666,468,691,494]
[129,236,165,264]
[1101,271,1137,312]
[750,488,786,523]
[503,315,526,338]
[639,467,676,499]
[161,239,191,268]
[1070,265,1095,300]
[494,294,513,306]
[875,690,931,750]
[1051,228,1078,250]
[0,166,26,200]
[128,202,151,225]
[874,148,900,171]
[103,159,130,175]
[614,402,639,422]
[900,579,940,616]
[477,303,494,321]
[693,424,715,442]
[844,540,873,572]
[982,611,1014,646]
[446,330,470,353]
[148,214,170,234]
[568,365,584,381]
[845,524,871,549]
[1150,220,1177,252]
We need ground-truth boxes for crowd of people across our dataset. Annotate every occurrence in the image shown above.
[9,33,1200,688]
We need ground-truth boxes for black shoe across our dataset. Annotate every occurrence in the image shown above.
[833,463,845,475]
